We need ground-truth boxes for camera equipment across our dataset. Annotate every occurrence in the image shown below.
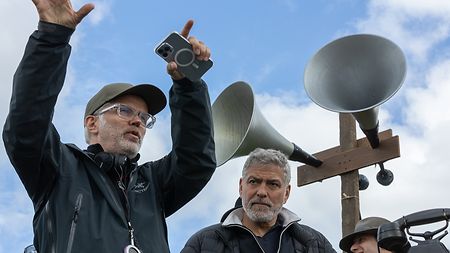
[378,208,450,253]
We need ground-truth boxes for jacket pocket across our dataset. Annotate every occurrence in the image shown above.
[66,193,83,253]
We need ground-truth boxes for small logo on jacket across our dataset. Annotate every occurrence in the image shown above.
[131,180,150,193]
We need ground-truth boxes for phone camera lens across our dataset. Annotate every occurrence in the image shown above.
[162,52,168,58]
[157,48,164,54]
[164,46,171,52]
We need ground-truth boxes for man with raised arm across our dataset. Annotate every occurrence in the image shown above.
[3,0,216,252]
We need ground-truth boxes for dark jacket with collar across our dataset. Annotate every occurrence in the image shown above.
[181,207,337,253]
[2,21,216,253]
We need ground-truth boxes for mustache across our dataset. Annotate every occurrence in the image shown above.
[248,198,272,207]
[124,128,142,141]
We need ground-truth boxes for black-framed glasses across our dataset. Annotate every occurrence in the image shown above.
[95,103,156,129]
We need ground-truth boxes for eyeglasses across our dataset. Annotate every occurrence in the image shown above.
[95,103,156,129]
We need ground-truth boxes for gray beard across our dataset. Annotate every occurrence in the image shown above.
[243,202,282,223]
[98,116,142,158]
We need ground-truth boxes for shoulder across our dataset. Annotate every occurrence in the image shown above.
[291,223,323,235]
[181,223,228,253]
[66,143,83,152]
[188,223,224,240]
[288,223,336,252]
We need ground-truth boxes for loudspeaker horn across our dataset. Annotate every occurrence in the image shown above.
[304,34,406,148]
[212,81,322,167]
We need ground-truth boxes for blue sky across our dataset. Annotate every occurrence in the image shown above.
[1,0,450,252]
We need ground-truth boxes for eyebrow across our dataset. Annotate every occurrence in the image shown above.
[247,176,283,184]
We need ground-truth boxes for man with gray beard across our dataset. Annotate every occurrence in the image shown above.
[181,148,336,253]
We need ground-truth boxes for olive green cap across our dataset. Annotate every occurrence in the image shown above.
[85,83,167,117]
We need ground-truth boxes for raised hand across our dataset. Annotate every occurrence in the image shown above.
[32,0,94,29]
[167,20,211,80]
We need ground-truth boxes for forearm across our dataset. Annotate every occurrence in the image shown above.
[12,21,73,115]
[2,21,73,195]
[169,78,216,175]
[160,78,216,214]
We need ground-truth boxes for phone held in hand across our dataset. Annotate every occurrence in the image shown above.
[155,32,213,81]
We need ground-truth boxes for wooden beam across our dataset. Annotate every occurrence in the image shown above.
[300,129,393,162]
[297,130,400,187]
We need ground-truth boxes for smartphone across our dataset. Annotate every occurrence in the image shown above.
[155,32,213,81]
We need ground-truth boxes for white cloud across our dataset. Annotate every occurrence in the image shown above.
[70,0,112,26]
[374,0,450,17]
[356,0,450,64]
[406,59,450,131]
[0,2,37,124]
[86,0,112,26]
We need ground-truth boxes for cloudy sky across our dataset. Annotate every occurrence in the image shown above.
[1,0,450,252]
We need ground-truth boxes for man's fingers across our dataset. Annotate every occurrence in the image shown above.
[76,3,95,23]
[166,62,177,73]
[203,45,211,61]
[188,36,201,55]
[196,41,210,60]
[180,19,194,38]
[167,62,184,80]
[198,41,210,59]
[189,37,210,61]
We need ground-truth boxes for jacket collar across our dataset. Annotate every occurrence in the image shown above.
[66,143,132,224]
[85,143,141,163]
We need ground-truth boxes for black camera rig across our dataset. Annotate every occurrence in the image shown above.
[378,208,450,253]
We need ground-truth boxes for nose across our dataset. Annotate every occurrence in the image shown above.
[129,114,143,127]
[256,185,268,198]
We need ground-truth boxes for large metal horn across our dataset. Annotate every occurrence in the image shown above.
[304,34,406,148]
[212,81,322,167]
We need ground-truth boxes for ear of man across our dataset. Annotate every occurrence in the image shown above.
[84,115,99,143]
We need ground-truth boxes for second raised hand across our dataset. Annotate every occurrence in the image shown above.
[166,20,211,80]
[32,0,95,29]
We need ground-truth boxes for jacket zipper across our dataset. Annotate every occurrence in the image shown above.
[228,224,267,253]
[276,221,296,253]
[228,221,297,253]
[66,193,83,253]
[44,201,56,253]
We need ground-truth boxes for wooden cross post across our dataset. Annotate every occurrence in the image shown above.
[297,114,400,247]
[339,113,359,238]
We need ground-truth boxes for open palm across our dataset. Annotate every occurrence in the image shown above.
[32,0,94,28]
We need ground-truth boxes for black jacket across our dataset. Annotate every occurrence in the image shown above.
[2,22,216,253]
[181,207,337,253]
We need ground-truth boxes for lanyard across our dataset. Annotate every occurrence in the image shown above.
[117,163,141,252]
